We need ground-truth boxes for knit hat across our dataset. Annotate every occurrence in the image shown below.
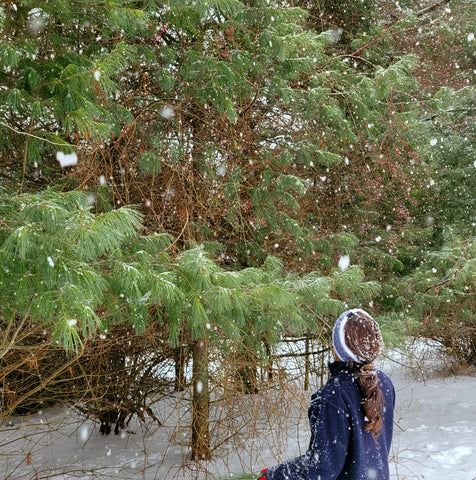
[332,309,380,364]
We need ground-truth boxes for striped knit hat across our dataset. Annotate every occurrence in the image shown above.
[332,309,381,364]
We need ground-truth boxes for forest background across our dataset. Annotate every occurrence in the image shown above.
[0,0,474,471]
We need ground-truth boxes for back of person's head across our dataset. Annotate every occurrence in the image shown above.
[332,309,384,436]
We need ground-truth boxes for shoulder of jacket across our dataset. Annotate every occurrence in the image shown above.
[376,369,394,387]
[376,370,396,396]
[314,373,357,408]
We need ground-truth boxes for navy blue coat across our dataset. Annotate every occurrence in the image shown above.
[266,361,395,480]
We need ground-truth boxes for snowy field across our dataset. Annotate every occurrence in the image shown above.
[381,348,476,480]
[1,342,475,480]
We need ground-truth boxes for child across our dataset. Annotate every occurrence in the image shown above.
[259,309,395,480]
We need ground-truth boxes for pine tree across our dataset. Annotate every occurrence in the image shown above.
[166,246,304,459]
[413,85,476,234]
[340,0,476,345]
[2,1,472,273]
[0,0,436,269]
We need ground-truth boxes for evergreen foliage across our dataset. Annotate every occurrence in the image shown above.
[0,0,449,269]
[416,86,476,231]
[392,231,475,362]
[0,188,142,350]
[170,245,307,350]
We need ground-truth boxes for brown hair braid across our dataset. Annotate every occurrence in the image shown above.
[344,312,384,436]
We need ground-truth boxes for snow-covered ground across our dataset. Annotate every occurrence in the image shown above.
[1,342,475,480]
[382,347,476,480]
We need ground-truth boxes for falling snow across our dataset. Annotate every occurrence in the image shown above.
[216,165,227,177]
[79,425,89,442]
[159,105,175,119]
[1,1,474,478]
[56,151,78,167]
[338,255,350,271]
[196,380,203,393]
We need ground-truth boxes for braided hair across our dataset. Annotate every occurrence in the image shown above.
[343,311,384,436]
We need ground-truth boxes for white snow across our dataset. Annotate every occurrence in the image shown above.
[56,151,78,167]
[27,8,48,33]
[80,425,90,442]
[196,380,203,394]
[1,342,476,479]
[425,215,435,226]
[216,165,227,177]
[160,106,175,119]
[56,152,78,168]
[380,346,476,480]
[338,255,350,271]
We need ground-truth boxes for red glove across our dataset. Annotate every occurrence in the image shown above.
[258,468,267,480]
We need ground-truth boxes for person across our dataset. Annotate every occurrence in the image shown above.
[258,308,395,480]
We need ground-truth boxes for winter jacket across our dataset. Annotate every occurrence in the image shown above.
[265,361,395,480]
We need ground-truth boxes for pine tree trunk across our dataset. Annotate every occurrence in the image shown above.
[264,338,273,382]
[304,331,310,391]
[191,337,211,460]
[173,344,186,392]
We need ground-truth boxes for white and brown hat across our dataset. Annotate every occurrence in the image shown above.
[332,309,383,364]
